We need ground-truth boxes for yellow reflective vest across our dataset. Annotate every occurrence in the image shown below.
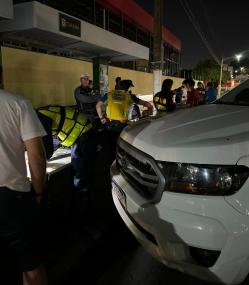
[38,106,92,147]
[106,90,133,121]
[153,93,167,111]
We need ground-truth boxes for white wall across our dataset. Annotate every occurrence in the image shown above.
[0,0,13,20]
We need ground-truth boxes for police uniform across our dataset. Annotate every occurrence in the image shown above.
[37,106,93,193]
[103,89,140,125]
[153,91,176,113]
[74,85,101,128]
[101,87,140,161]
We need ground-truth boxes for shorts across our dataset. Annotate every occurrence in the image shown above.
[0,187,42,272]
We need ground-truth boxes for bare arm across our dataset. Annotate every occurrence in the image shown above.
[96,101,107,124]
[24,137,47,199]
[138,99,153,114]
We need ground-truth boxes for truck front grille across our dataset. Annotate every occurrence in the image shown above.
[116,139,164,201]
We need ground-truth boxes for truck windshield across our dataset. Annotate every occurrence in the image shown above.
[215,79,249,106]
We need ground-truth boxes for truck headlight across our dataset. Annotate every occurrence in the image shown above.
[157,162,249,195]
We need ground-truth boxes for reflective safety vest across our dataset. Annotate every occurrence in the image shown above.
[106,90,133,121]
[38,106,92,147]
[153,93,167,111]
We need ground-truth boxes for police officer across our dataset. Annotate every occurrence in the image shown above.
[73,73,103,199]
[96,79,152,127]
[37,106,93,212]
[153,79,176,113]
[96,79,153,161]
[74,73,101,128]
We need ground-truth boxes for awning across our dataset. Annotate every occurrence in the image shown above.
[0,1,149,61]
[0,0,13,20]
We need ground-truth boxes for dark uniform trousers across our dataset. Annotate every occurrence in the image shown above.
[71,129,96,192]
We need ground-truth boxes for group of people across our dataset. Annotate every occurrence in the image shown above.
[37,74,154,214]
[72,74,153,197]
[0,68,154,284]
[153,78,217,113]
[197,81,217,104]
[0,69,218,284]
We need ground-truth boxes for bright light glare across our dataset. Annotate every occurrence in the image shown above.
[236,54,242,61]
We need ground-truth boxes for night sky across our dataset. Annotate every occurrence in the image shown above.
[134,0,249,69]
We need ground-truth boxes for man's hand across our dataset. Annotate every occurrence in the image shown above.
[138,99,153,115]
[142,101,153,115]
[96,101,106,124]
[100,117,107,124]
[24,137,47,198]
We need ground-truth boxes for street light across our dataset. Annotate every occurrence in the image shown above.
[218,53,242,97]
[236,54,242,61]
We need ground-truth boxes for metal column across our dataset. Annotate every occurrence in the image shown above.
[153,0,163,95]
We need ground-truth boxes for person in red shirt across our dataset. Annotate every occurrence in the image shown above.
[183,78,200,107]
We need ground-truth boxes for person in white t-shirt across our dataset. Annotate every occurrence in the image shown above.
[0,82,47,283]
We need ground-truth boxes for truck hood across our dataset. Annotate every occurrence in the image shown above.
[121,104,249,164]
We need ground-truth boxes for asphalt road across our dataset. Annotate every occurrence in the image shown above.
[62,213,214,285]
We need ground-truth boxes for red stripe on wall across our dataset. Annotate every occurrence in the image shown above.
[96,0,181,50]
[163,27,181,51]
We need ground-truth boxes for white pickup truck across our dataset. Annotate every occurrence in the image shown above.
[111,79,249,284]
